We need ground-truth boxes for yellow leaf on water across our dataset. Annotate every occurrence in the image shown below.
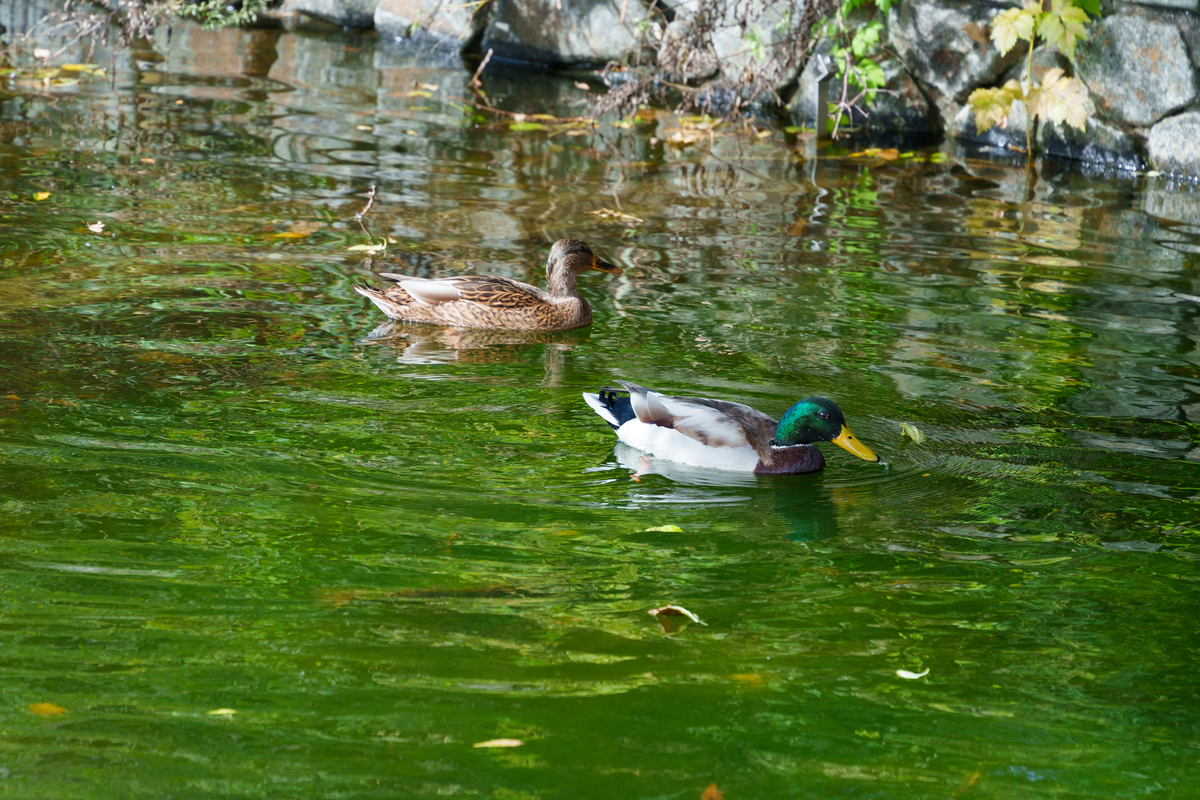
[140,157,156,164]
[207,708,237,716]
[347,244,383,252]
[648,605,704,624]
[33,192,50,201]
[418,83,439,91]
[701,783,723,800]
[644,524,683,532]
[473,738,524,748]
[896,668,929,679]
[900,423,925,444]
[29,702,67,716]
[273,232,308,238]
[86,221,105,233]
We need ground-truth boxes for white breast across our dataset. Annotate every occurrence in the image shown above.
[615,421,761,472]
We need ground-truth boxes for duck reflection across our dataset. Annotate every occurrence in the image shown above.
[360,321,586,383]
[607,443,841,541]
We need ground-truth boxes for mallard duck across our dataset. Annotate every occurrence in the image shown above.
[353,238,622,331]
[583,381,880,474]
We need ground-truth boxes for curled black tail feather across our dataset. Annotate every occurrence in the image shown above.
[598,386,636,429]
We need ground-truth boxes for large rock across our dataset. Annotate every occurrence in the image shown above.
[656,0,811,95]
[1147,112,1200,177]
[866,56,937,133]
[480,0,649,67]
[888,0,1026,124]
[791,51,935,133]
[1039,116,1145,172]
[375,0,486,48]
[1077,14,1196,126]
[283,0,381,28]
[1124,0,1198,9]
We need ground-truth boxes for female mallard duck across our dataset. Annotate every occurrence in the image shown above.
[583,381,880,474]
[353,238,622,331]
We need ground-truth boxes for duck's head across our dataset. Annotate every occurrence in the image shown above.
[547,238,623,280]
[773,397,879,462]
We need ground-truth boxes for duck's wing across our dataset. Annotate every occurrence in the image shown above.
[614,381,777,460]
[396,275,546,309]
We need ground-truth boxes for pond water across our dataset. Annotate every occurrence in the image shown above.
[2,20,1199,799]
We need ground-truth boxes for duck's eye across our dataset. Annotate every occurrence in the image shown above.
[817,411,830,420]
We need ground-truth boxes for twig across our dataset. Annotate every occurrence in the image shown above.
[357,184,378,219]
[469,48,493,89]
[356,185,378,240]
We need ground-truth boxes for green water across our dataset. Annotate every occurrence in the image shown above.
[1,22,1198,799]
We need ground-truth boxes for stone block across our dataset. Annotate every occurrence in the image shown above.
[888,0,1026,124]
[375,0,486,47]
[481,0,649,68]
[866,56,937,133]
[1147,111,1200,177]
[1124,0,1198,9]
[1077,13,1196,127]
[1039,116,1145,172]
[284,0,381,28]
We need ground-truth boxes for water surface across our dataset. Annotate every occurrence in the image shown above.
[1,21,1198,799]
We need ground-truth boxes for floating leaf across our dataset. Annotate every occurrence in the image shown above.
[900,423,925,444]
[644,524,683,532]
[509,122,548,131]
[347,244,383,253]
[398,90,433,98]
[589,207,643,224]
[418,83,439,91]
[207,708,237,716]
[28,702,67,716]
[649,605,704,625]
[896,668,929,680]
[473,738,524,748]
[574,81,590,90]
[86,221,105,233]
[33,192,50,201]
[701,784,723,800]
[929,152,948,163]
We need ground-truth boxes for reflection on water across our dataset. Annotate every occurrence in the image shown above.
[1,17,1199,800]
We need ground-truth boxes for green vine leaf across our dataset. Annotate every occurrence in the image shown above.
[1036,68,1090,130]
[969,80,1023,134]
[1038,0,1090,59]
[990,4,1039,56]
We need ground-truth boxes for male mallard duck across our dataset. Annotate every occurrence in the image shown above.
[353,238,622,331]
[583,381,880,474]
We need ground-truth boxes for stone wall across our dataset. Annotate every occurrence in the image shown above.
[7,0,1177,177]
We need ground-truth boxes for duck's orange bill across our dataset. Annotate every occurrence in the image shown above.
[832,425,879,462]
[591,257,623,275]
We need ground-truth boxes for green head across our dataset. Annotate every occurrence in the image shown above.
[775,397,879,462]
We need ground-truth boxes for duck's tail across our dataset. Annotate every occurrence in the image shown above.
[582,386,636,431]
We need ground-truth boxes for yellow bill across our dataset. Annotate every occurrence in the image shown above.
[591,256,623,275]
[832,425,879,462]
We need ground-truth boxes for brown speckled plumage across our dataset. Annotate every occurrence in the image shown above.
[353,238,622,331]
